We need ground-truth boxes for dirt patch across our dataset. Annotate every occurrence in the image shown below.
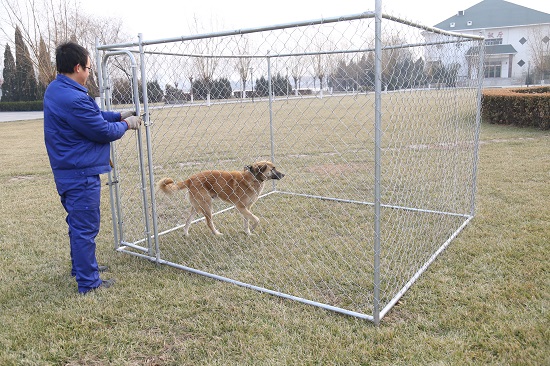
[480,137,536,144]
[9,175,35,182]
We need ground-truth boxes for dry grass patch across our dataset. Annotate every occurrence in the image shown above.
[0,117,548,365]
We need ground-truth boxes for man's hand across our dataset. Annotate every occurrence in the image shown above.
[120,110,136,120]
[124,115,142,130]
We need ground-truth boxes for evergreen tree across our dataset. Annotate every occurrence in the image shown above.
[37,37,54,98]
[331,59,351,92]
[358,53,376,91]
[272,73,292,96]
[191,77,232,100]
[1,44,16,102]
[15,26,39,101]
[165,83,186,103]
[412,57,425,88]
[255,76,269,97]
[212,78,232,99]
[192,78,209,100]
[146,80,164,103]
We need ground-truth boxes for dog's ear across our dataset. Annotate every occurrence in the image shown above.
[247,163,264,174]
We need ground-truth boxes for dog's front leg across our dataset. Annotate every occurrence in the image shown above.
[237,206,260,235]
[243,217,250,235]
[249,215,260,232]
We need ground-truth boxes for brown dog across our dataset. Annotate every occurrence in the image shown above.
[157,161,284,235]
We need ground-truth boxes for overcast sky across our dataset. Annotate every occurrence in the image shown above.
[80,0,550,40]
[0,0,549,71]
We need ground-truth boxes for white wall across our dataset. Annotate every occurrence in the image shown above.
[423,23,550,86]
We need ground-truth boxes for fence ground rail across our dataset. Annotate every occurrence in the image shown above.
[97,4,484,324]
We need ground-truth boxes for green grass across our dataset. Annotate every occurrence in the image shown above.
[0,113,549,364]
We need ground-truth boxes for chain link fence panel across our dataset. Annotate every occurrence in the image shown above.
[98,5,484,323]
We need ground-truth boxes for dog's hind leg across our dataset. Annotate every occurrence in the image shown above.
[183,207,197,236]
[204,214,222,236]
[203,208,222,236]
[192,197,222,236]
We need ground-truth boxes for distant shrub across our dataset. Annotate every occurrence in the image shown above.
[482,87,550,129]
[0,100,44,111]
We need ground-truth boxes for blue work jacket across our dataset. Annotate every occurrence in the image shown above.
[44,74,128,179]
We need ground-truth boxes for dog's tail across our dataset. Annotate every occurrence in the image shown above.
[156,178,186,194]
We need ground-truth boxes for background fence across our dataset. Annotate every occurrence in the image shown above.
[97,3,484,324]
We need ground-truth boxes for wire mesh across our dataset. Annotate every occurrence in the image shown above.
[98,7,484,323]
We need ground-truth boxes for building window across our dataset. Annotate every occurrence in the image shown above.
[484,61,501,78]
[485,38,503,46]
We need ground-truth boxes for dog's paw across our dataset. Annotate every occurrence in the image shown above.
[250,217,260,229]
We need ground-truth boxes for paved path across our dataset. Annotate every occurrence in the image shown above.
[0,111,44,122]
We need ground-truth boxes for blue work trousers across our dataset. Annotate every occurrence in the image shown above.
[55,175,102,293]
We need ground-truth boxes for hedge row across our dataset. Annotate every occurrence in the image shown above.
[0,100,44,112]
[482,87,550,130]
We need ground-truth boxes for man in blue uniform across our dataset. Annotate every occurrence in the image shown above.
[44,42,142,294]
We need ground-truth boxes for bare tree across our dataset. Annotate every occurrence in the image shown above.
[188,15,222,105]
[236,36,251,99]
[0,0,130,95]
[290,55,305,96]
[312,37,336,98]
[528,25,550,83]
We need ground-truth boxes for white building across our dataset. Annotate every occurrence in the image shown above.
[424,0,550,86]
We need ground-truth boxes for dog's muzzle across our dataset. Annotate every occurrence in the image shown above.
[272,169,285,180]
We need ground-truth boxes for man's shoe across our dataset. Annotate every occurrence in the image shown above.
[81,278,115,295]
[97,278,115,289]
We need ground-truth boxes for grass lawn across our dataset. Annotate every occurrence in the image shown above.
[0,114,548,364]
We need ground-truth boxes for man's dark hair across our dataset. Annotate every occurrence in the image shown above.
[55,42,89,74]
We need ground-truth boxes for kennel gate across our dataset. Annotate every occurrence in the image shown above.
[97,2,484,324]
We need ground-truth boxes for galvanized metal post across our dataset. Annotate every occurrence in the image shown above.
[100,49,125,248]
[267,54,277,191]
[135,33,159,259]
[96,38,120,251]
[373,0,383,325]
[100,49,149,252]
[470,40,485,217]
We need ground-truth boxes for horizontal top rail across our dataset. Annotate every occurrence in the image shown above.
[126,37,475,59]
[97,11,484,51]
